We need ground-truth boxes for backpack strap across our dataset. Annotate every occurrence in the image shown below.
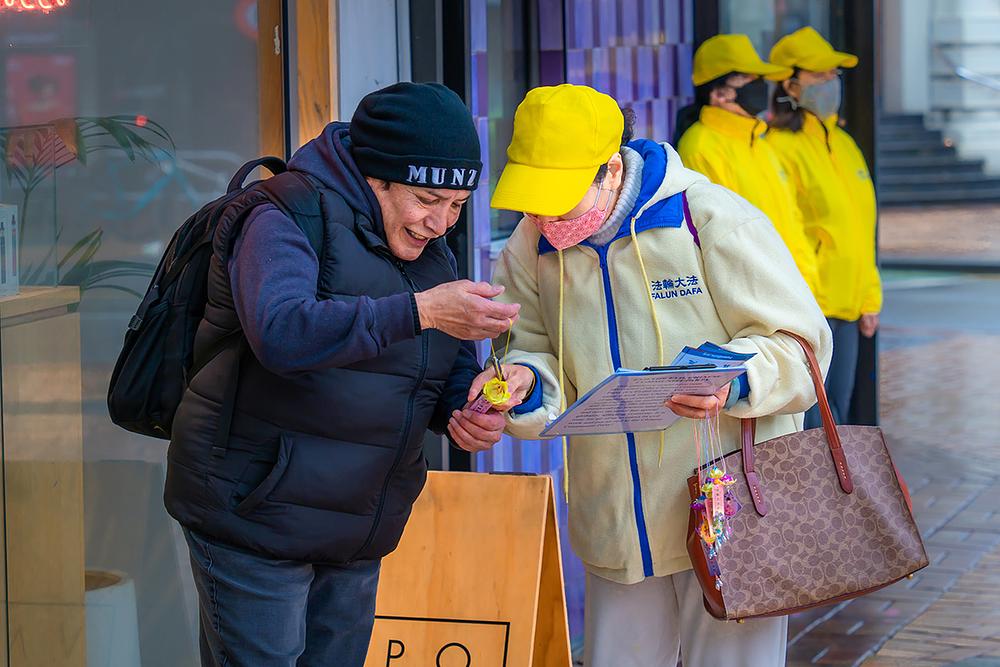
[228,156,287,193]
[206,170,327,460]
[255,171,325,260]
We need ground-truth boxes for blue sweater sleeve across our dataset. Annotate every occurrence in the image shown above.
[724,373,750,409]
[228,204,418,375]
[511,364,543,415]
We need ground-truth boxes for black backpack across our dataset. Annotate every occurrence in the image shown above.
[107,157,323,439]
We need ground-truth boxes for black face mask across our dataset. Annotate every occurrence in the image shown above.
[734,79,768,117]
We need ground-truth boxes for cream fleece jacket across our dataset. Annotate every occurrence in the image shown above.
[492,141,833,585]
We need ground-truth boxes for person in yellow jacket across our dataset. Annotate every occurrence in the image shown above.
[765,27,881,428]
[452,83,831,667]
[676,34,819,293]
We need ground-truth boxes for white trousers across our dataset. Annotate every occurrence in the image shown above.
[584,569,788,667]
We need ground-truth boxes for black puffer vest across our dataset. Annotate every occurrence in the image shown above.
[164,173,461,563]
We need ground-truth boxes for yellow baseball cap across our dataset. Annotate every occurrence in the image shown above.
[692,34,793,86]
[769,27,858,72]
[490,84,623,216]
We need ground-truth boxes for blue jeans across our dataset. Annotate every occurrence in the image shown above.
[183,528,380,667]
[804,317,859,429]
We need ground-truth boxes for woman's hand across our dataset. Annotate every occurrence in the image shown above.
[666,383,731,420]
[466,363,537,413]
[448,409,506,452]
[859,312,879,338]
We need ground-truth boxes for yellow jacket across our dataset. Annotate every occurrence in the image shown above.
[765,113,881,320]
[678,106,819,294]
[493,142,832,584]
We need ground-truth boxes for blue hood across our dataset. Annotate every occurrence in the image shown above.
[287,121,384,236]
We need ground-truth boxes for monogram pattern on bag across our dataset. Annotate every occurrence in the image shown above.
[712,426,928,619]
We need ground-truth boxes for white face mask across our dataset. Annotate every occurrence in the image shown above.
[798,77,842,119]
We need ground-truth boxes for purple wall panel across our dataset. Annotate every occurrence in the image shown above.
[663,0,681,45]
[595,0,618,48]
[619,0,640,47]
[613,46,636,102]
[677,42,694,98]
[589,47,614,95]
[636,45,655,100]
[565,48,588,88]
[638,0,661,45]
[568,0,594,49]
[657,44,675,104]
[538,0,565,51]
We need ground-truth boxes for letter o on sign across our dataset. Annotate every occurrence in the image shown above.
[436,642,472,667]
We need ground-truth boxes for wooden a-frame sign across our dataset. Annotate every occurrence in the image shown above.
[364,471,572,667]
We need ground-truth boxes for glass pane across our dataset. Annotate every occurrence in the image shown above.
[0,1,268,664]
[720,0,830,55]
[484,0,534,241]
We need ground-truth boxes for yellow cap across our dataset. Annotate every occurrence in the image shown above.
[692,34,793,86]
[490,84,623,216]
[769,27,858,72]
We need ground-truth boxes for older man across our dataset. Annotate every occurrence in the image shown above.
[164,82,515,666]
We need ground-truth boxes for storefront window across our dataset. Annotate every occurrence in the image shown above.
[0,1,273,664]
[720,0,830,55]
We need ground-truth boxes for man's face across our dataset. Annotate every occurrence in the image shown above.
[367,178,471,261]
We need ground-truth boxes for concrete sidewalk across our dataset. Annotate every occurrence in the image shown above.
[880,204,1000,270]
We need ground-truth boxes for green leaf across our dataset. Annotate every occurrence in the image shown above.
[89,119,136,161]
[100,115,175,150]
[57,228,103,271]
[74,122,88,166]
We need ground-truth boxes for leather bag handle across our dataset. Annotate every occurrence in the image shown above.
[740,330,854,517]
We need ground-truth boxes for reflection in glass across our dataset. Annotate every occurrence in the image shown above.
[720,0,830,55]
[0,2,264,664]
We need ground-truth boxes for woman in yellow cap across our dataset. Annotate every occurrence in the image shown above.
[765,27,881,429]
[675,34,819,294]
[461,83,831,666]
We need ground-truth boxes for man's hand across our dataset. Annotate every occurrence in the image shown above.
[666,382,731,420]
[859,312,879,338]
[467,364,536,412]
[447,408,505,452]
[414,281,521,340]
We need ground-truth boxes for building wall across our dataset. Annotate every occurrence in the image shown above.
[881,0,1000,173]
[928,0,1000,173]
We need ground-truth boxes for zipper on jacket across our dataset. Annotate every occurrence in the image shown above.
[595,245,655,578]
[350,259,429,561]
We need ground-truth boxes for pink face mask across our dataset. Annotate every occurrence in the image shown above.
[530,187,613,251]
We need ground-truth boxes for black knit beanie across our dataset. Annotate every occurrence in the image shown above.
[350,82,483,190]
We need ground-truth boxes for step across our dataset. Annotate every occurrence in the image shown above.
[879,114,927,127]
[879,181,1000,197]
[879,186,1000,205]
[877,163,985,178]
[877,154,985,171]
[878,138,952,153]
[877,127,943,143]
[877,171,1000,187]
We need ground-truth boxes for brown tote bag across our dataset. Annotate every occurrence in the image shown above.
[686,331,928,621]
